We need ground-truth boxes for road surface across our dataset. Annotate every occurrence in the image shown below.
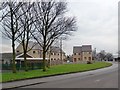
[18,62,118,88]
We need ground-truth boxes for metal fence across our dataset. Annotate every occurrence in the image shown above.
[1,62,43,70]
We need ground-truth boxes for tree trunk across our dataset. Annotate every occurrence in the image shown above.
[43,48,46,71]
[11,6,17,73]
[47,52,51,68]
[12,41,17,73]
[24,50,28,71]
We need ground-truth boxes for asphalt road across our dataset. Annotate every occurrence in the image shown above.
[19,62,118,88]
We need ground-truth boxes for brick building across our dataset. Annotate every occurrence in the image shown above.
[73,45,92,63]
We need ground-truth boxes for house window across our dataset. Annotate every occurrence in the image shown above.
[84,57,87,60]
[74,53,76,55]
[74,58,76,62]
[51,53,53,55]
[54,53,56,55]
[54,58,56,60]
[89,57,91,60]
[51,58,53,60]
[33,51,35,54]
[89,52,91,54]
[78,58,80,60]
[17,50,19,53]
[58,53,59,55]
[79,53,80,55]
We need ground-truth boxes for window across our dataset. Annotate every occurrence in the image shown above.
[17,50,19,53]
[74,58,76,62]
[54,58,56,60]
[89,57,91,60]
[33,51,35,54]
[78,58,80,60]
[89,52,91,54]
[51,53,53,55]
[74,53,76,55]
[79,53,80,55]
[51,58,53,60]
[58,53,59,55]
[84,57,87,60]
[54,53,56,55]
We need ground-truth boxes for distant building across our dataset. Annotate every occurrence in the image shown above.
[49,46,66,65]
[0,53,13,64]
[16,41,66,65]
[113,54,119,62]
[73,45,92,63]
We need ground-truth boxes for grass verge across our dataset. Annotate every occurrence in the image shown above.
[0,62,112,83]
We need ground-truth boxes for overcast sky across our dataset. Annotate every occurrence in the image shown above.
[0,0,119,55]
[63,0,119,55]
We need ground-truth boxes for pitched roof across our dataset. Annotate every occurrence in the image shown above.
[16,53,34,58]
[50,46,65,53]
[16,41,42,50]
[82,45,92,52]
[73,46,82,53]
[17,41,65,53]
[73,45,92,53]
[0,53,13,59]
[28,41,42,50]
[0,53,23,60]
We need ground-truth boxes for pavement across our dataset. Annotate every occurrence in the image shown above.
[1,61,119,89]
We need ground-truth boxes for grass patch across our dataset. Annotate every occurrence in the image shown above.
[0,62,112,83]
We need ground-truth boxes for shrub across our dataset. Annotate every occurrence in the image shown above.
[87,61,92,64]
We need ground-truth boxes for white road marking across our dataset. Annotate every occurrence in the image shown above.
[95,79,101,82]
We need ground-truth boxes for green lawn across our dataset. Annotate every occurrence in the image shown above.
[0,62,112,83]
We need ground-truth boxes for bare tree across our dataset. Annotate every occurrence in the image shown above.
[98,50,106,61]
[97,50,113,61]
[16,2,36,71]
[32,1,76,71]
[0,1,23,73]
[106,53,113,61]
